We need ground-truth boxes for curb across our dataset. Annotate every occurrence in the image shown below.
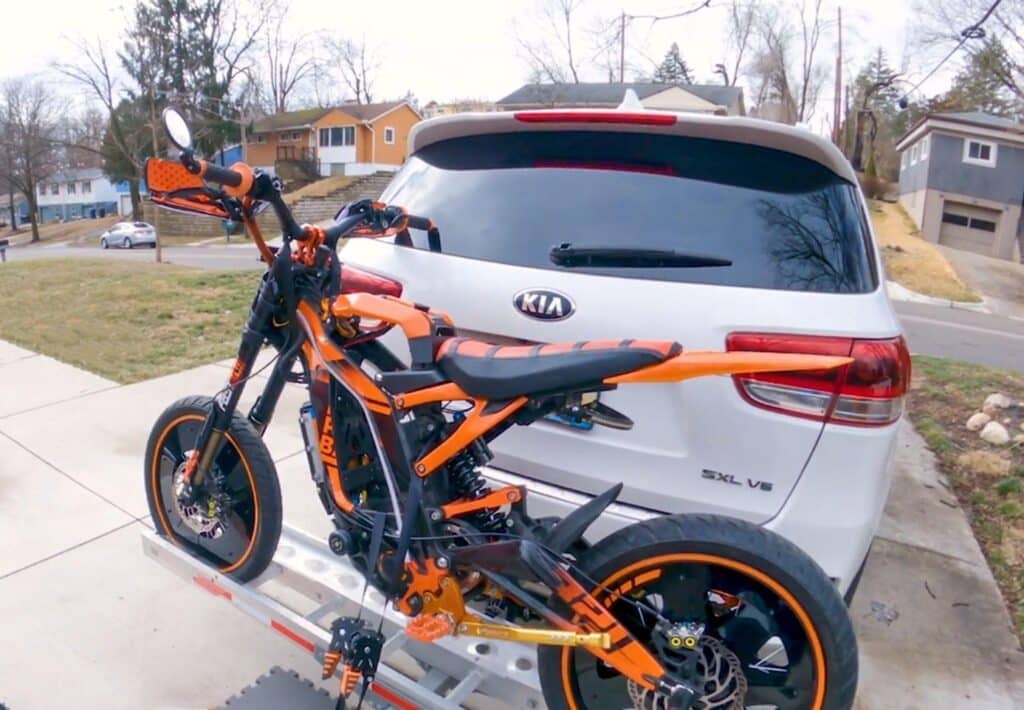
[886,280,990,313]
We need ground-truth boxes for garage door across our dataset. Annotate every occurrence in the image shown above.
[938,202,1000,255]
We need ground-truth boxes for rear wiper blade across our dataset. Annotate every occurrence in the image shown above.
[550,243,732,268]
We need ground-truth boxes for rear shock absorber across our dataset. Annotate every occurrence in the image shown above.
[448,440,505,532]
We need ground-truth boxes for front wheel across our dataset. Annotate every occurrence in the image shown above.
[538,515,857,710]
[123,236,132,249]
[144,395,282,582]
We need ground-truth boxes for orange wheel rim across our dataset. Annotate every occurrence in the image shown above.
[149,414,260,574]
[558,552,826,710]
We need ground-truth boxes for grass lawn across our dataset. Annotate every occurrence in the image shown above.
[4,215,119,247]
[0,259,260,383]
[869,200,980,303]
[908,355,1024,640]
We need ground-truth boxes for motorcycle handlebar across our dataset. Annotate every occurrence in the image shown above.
[197,160,243,188]
[405,214,433,231]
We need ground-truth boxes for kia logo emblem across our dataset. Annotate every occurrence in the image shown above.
[513,288,575,321]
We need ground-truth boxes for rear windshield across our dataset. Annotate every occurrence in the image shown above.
[381,131,876,293]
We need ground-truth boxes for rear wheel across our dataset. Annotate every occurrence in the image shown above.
[144,395,282,582]
[538,515,857,710]
[123,236,132,249]
[100,237,108,249]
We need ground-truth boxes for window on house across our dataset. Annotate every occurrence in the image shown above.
[942,213,969,226]
[911,144,919,164]
[384,127,395,144]
[963,139,996,167]
[82,181,91,193]
[900,152,908,169]
[323,126,356,147]
[67,182,76,195]
[919,137,929,161]
[279,131,301,142]
[292,131,302,141]
[50,184,59,195]
[257,134,266,144]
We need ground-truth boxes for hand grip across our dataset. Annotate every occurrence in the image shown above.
[198,160,243,188]
[405,214,433,231]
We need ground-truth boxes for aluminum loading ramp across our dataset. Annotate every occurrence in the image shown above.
[142,524,544,710]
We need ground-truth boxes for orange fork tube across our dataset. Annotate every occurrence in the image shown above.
[605,351,853,384]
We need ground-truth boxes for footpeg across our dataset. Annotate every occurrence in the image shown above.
[322,617,384,700]
[406,613,454,642]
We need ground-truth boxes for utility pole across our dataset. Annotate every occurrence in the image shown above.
[832,6,843,147]
[619,12,626,83]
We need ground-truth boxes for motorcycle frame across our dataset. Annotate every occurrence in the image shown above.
[151,157,852,701]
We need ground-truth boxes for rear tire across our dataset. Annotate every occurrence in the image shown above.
[123,236,132,249]
[538,514,858,710]
[100,237,108,249]
[144,395,282,582]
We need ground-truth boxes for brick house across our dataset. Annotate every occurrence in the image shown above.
[244,102,421,179]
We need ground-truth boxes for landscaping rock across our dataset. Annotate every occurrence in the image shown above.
[956,450,1011,477]
[1014,434,1024,446]
[980,421,1010,445]
[965,412,991,431]
[984,392,1013,409]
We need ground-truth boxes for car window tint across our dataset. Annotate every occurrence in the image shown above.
[381,131,876,293]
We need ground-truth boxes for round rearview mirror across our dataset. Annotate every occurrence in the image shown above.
[162,107,192,151]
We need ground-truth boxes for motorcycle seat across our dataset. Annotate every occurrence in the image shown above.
[435,338,682,400]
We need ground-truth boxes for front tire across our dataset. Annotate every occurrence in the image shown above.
[100,237,108,249]
[538,515,858,710]
[144,395,282,582]
[123,236,132,249]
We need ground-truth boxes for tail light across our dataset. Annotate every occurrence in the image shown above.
[725,333,911,427]
[340,265,402,297]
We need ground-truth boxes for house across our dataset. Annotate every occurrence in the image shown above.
[36,168,118,223]
[243,102,421,179]
[422,99,498,119]
[496,82,746,116]
[2,193,26,228]
[896,111,1024,261]
[114,180,149,217]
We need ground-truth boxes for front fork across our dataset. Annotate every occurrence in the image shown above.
[182,265,293,493]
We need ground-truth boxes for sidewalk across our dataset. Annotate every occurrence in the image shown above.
[1,340,1022,708]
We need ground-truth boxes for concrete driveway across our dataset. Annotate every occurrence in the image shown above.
[938,244,1024,321]
[1,340,1022,708]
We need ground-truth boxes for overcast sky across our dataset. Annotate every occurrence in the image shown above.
[0,0,957,135]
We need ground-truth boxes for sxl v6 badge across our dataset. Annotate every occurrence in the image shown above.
[702,469,774,492]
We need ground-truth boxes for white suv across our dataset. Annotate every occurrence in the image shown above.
[339,108,908,600]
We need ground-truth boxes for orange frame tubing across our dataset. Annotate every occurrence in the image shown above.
[414,397,527,476]
[605,351,853,384]
[332,293,453,341]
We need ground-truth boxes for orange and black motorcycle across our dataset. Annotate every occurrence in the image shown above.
[145,108,859,710]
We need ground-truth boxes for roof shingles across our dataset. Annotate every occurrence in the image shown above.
[496,82,742,109]
[251,102,407,132]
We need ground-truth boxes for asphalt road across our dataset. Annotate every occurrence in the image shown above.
[6,242,1024,373]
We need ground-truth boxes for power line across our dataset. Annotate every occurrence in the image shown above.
[898,0,1005,107]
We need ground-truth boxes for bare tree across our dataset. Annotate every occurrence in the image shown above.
[55,39,149,218]
[716,0,760,86]
[326,35,380,104]
[263,10,315,113]
[914,0,1024,103]
[517,0,586,83]
[0,79,62,243]
[745,0,831,124]
[794,0,828,121]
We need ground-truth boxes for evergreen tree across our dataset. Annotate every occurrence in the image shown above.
[652,43,694,84]
[941,39,1020,119]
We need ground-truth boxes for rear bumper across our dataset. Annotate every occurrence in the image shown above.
[484,422,898,595]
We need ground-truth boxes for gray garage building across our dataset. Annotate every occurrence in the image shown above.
[896,111,1023,262]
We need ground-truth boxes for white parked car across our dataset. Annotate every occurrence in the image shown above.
[99,221,156,249]
[339,108,908,601]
